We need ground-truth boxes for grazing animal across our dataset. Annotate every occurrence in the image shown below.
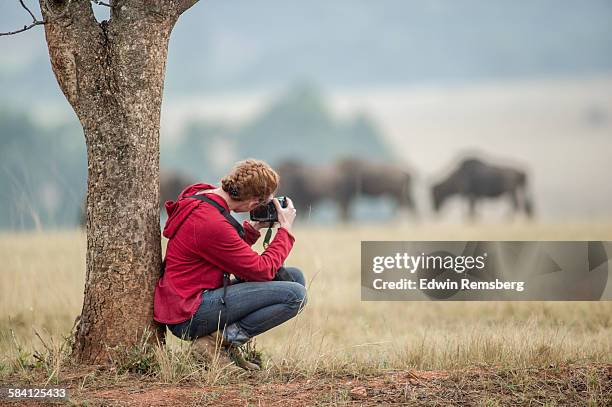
[431,157,533,219]
[160,170,196,206]
[334,157,416,222]
[275,159,340,218]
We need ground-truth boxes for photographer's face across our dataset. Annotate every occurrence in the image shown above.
[234,194,273,213]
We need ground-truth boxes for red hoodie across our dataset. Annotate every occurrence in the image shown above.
[153,183,295,324]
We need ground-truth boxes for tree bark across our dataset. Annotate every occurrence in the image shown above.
[39,0,197,364]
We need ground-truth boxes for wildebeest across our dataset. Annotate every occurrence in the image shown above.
[160,169,196,206]
[431,157,533,219]
[335,157,416,221]
[276,157,416,222]
[275,159,341,218]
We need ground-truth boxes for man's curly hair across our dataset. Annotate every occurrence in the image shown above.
[221,159,279,202]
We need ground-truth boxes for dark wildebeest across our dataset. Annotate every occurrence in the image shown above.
[334,157,416,222]
[159,169,197,206]
[431,157,533,219]
[275,159,341,219]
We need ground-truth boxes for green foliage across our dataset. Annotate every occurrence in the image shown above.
[5,328,35,375]
[240,340,264,368]
[110,330,159,375]
[118,345,158,375]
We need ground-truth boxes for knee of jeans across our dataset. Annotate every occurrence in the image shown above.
[168,322,193,341]
[285,282,307,310]
[168,318,210,341]
[284,266,306,287]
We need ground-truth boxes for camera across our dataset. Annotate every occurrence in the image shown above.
[250,196,288,222]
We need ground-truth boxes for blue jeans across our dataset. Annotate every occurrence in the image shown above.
[168,267,307,344]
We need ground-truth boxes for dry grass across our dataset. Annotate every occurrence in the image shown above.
[1,220,611,381]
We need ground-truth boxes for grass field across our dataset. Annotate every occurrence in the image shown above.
[1,221,611,405]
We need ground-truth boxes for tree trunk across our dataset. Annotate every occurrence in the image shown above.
[39,0,199,364]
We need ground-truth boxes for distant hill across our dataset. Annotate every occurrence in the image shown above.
[233,84,390,165]
[163,84,392,182]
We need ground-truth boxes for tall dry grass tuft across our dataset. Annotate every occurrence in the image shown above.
[2,326,73,385]
[31,327,73,385]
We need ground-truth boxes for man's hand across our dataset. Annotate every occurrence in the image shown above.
[274,197,296,232]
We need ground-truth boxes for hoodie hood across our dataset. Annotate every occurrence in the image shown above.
[162,183,218,239]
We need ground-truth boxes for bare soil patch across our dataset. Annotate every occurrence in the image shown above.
[2,364,610,406]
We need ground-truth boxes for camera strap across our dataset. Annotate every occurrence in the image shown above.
[262,221,287,271]
[262,222,274,249]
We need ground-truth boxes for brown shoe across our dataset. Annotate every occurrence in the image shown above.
[191,334,235,368]
[192,333,260,371]
[226,346,261,371]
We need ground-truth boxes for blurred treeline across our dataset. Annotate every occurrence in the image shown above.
[163,84,390,182]
[0,108,85,229]
[0,84,391,230]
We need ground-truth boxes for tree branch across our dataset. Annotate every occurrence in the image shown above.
[0,1,113,37]
[21,0,38,21]
[174,0,200,16]
[41,0,73,20]
[111,0,183,20]
[0,0,46,36]
[37,0,103,118]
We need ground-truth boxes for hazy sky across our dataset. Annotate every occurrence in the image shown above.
[1,0,612,102]
[1,1,611,222]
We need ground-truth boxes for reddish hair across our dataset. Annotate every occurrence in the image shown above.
[221,159,279,202]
